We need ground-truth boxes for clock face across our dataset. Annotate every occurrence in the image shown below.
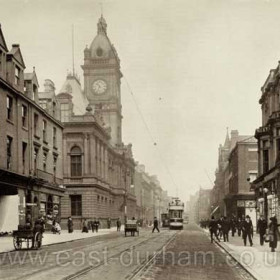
[92,80,107,94]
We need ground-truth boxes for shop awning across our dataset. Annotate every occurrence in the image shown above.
[211,206,220,216]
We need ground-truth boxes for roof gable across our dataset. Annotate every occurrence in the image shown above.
[0,24,8,51]
[8,44,25,68]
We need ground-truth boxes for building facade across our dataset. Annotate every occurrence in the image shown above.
[58,16,137,229]
[210,130,257,225]
[0,24,64,232]
[254,64,280,223]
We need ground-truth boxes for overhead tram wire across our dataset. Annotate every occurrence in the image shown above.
[97,15,180,194]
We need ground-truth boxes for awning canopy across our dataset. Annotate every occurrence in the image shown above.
[211,206,220,216]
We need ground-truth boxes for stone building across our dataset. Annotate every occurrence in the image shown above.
[58,16,137,229]
[0,24,64,232]
[254,64,280,222]
[224,136,257,224]
[210,130,257,224]
[134,164,170,226]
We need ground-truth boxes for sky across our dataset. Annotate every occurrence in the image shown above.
[1,0,280,202]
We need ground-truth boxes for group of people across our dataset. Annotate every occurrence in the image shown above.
[206,214,280,252]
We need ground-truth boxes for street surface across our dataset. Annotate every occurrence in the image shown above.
[0,224,255,280]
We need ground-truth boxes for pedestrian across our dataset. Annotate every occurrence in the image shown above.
[90,219,95,233]
[209,216,220,243]
[268,216,280,252]
[152,217,160,233]
[242,215,253,246]
[32,217,45,248]
[94,218,100,233]
[222,216,230,242]
[116,218,121,231]
[107,218,111,229]
[237,217,242,237]
[82,219,88,233]
[230,217,236,237]
[217,217,224,240]
[67,216,73,233]
[256,215,267,246]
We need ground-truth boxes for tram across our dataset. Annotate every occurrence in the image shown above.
[168,197,184,229]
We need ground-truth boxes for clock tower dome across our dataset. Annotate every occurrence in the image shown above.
[82,15,123,146]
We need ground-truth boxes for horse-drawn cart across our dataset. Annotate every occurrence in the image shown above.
[12,229,42,250]
[125,220,139,237]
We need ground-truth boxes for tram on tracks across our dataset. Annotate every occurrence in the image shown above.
[168,197,184,230]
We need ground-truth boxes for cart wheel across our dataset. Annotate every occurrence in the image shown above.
[34,232,42,249]
[13,237,22,250]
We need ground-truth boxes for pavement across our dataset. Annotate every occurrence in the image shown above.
[0,227,118,253]
[202,227,280,280]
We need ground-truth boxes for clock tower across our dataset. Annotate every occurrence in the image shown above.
[82,15,123,146]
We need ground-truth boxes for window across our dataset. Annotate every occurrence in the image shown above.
[22,105,27,127]
[70,195,82,216]
[43,152,47,171]
[43,120,47,142]
[70,146,82,176]
[263,150,269,173]
[7,136,12,169]
[34,147,39,174]
[7,96,13,121]
[32,84,37,100]
[248,172,257,183]
[53,102,56,118]
[60,103,70,122]
[53,127,57,147]
[34,113,38,136]
[15,66,20,85]
[22,142,27,173]
[53,156,57,178]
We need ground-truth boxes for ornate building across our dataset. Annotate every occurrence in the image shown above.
[254,64,280,222]
[59,16,136,229]
[0,24,64,232]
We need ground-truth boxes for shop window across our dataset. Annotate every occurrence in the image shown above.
[70,195,82,216]
[70,146,82,176]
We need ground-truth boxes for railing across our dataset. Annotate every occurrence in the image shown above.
[255,126,271,136]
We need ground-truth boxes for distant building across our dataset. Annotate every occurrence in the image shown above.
[0,24,64,232]
[210,130,257,225]
[254,64,280,222]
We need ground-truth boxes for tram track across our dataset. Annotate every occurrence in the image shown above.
[5,230,174,280]
[63,231,178,280]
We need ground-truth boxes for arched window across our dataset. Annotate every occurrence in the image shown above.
[71,146,82,177]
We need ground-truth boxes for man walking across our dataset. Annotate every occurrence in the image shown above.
[116,218,121,231]
[209,216,220,243]
[257,215,267,246]
[222,216,230,242]
[242,215,253,246]
[152,217,160,233]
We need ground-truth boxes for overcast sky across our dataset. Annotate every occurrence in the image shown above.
[1,0,279,201]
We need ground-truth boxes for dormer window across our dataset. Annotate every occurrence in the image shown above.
[15,65,20,85]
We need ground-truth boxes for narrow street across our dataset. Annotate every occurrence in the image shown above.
[0,224,256,280]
